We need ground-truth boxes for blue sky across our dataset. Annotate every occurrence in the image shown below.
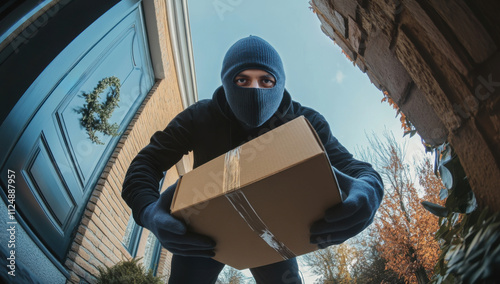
[186,0,423,156]
[186,0,424,281]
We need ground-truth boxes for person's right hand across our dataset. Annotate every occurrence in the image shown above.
[139,180,216,257]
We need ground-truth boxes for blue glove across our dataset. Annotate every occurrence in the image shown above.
[310,168,383,248]
[140,181,216,257]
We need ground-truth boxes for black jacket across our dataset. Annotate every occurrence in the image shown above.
[122,87,382,225]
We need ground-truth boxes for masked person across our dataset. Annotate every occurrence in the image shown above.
[122,36,383,284]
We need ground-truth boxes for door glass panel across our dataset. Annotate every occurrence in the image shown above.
[56,17,153,187]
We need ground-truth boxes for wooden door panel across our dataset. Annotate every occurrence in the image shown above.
[24,133,77,234]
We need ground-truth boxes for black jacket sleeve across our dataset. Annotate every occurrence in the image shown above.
[122,104,198,225]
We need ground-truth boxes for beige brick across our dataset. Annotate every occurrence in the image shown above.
[106,176,120,201]
[89,196,99,204]
[77,226,87,236]
[94,205,102,218]
[111,150,120,159]
[100,235,115,252]
[92,185,103,197]
[80,237,93,252]
[91,248,111,268]
[74,233,84,245]
[87,219,98,235]
[113,168,126,191]
[71,242,80,253]
[109,171,121,196]
[113,246,123,259]
[107,193,127,229]
[81,217,90,226]
[87,222,106,243]
[114,243,130,258]
[68,272,80,284]
[87,220,104,240]
[117,153,130,174]
[97,177,106,186]
[91,216,111,237]
[68,261,87,280]
[77,246,92,262]
[82,231,101,250]
[109,251,122,264]
[98,194,113,215]
[102,163,113,176]
[100,214,119,237]
[108,167,120,185]
[65,259,74,270]
[87,203,96,212]
[94,227,104,240]
[74,255,99,278]
[104,257,115,269]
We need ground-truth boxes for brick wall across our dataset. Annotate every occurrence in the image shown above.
[310,0,500,211]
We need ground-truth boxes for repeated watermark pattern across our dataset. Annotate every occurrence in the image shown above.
[452,74,500,120]
[177,112,292,224]
[6,169,17,278]
[9,0,72,54]
[213,0,243,21]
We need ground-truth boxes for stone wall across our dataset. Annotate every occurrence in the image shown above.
[310,0,500,211]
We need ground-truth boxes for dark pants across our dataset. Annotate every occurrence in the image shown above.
[168,255,303,284]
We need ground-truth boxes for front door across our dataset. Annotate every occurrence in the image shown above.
[0,0,154,261]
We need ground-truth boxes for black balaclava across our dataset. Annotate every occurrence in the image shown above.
[221,36,286,128]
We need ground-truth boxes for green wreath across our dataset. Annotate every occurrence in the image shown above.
[78,76,121,145]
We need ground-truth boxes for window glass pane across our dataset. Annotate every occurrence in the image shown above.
[143,232,162,275]
[123,216,142,257]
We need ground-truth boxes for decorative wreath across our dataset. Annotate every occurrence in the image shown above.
[78,76,121,145]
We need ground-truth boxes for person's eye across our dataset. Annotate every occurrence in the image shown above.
[235,78,247,84]
[262,79,275,86]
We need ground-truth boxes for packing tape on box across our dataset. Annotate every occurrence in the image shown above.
[222,147,241,193]
[223,147,296,260]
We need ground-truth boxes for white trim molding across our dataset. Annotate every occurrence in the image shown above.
[166,0,198,108]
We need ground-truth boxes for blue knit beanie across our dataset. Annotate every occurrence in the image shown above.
[221,36,285,127]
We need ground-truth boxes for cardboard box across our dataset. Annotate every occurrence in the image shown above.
[171,116,342,269]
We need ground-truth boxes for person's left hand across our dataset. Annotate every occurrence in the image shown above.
[309,168,383,248]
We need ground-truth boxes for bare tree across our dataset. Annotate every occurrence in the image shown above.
[216,266,247,284]
[300,243,356,283]
[360,131,442,284]
[350,228,405,284]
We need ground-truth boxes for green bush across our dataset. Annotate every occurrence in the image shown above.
[96,258,163,284]
[425,144,500,283]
